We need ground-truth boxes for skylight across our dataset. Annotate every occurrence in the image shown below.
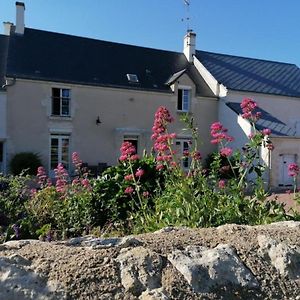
[126,74,139,83]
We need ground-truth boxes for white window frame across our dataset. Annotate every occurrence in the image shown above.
[49,134,71,175]
[177,86,191,112]
[51,88,71,117]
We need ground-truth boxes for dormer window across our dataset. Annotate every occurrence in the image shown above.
[177,88,191,112]
[127,74,139,83]
[52,88,71,117]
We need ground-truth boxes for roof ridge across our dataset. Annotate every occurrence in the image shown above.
[196,49,297,67]
[23,27,183,56]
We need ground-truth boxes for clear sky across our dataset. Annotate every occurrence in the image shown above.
[0,0,299,66]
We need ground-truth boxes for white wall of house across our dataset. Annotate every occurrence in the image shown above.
[0,91,7,139]
[6,77,218,174]
[220,90,300,188]
[0,91,7,173]
[225,90,300,136]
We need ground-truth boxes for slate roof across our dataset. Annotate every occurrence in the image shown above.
[0,35,9,90]
[4,28,214,96]
[196,50,300,98]
[226,102,296,137]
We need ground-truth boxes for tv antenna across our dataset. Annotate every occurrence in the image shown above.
[182,0,191,31]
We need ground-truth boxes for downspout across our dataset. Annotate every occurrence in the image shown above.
[2,77,16,89]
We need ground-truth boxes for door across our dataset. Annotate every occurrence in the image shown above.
[50,135,70,177]
[280,154,296,186]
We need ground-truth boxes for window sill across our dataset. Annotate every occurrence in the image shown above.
[49,116,73,121]
[176,110,190,114]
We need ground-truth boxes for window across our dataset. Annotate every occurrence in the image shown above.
[123,135,138,154]
[126,74,139,83]
[52,88,70,117]
[50,135,70,170]
[176,139,190,169]
[177,88,190,112]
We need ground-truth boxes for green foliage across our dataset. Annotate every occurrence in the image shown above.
[1,102,299,243]
[10,152,42,175]
[91,154,163,232]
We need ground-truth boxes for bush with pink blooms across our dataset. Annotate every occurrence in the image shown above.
[2,98,300,242]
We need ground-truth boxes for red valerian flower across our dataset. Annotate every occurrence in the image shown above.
[220,147,233,157]
[288,163,300,177]
[262,128,271,136]
[135,168,145,178]
[124,186,134,194]
[240,98,261,122]
[218,179,226,189]
[119,141,137,161]
[210,122,233,144]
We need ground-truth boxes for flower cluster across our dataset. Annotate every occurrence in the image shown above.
[37,166,49,187]
[54,163,68,193]
[119,141,139,161]
[72,152,83,173]
[151,106,176,170]
[210,122,234,144]
[220,147,233,157]
[288,163,299,177]
[240,98,261,121]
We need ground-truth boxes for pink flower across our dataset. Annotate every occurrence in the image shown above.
[151,106,177,169]
[210,122,233,144]
[124,174,134,181]
[125,186,134,194]
[119,141,136,161]
[156,164,164,171]
[72,152,82,171]
[288,163,299,177]
[240,98,261,122]
[135,168,145,178]
[183,150,189,157]
[37,166,48,186]
[262,128,271,136]
[143,191,150,197]
[192,151,202,160]
[72,178,80,186]
[218,180,226,189]
[54,163,68,193]
[81,178,91,189]
[220,147,233,157]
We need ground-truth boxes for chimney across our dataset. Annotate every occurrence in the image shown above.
[183,30,196,63]
[3,22,13,35]
[15,2,25,35]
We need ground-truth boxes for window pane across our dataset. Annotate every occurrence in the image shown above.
[183,90,189,111]
[177,89,183,110]
[51,138,59,169]
[52,88,60,98]
[52,97,61,115]
[62,89,70,98]
[61,98,70,116]
[61,138,69,169]
[183,141,189,168]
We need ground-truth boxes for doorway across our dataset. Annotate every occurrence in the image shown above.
[279,154,297,186]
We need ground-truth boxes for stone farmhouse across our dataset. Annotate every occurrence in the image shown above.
[1,2,300,187]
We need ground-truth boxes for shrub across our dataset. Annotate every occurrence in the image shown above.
[91,154,164,232]
[10,152,42,175]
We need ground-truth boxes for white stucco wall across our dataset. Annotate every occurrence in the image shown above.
[220,90,300,188]
[0,91,7,139]
[6,78,218,173]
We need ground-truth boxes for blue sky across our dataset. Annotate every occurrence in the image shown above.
[1,0,300,66]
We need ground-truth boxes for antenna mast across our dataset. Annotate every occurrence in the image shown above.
[182,0,191,31]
